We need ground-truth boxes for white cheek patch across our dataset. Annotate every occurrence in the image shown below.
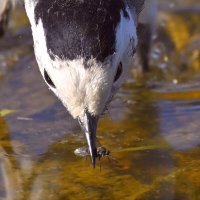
[111,8,137,90]
[115,9,137,65]
[25,0,55,80]
[33,19,55,76]
[24,0,37,26]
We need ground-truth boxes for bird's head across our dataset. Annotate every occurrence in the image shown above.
[25,0,139,166]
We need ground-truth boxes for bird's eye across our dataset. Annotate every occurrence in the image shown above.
[44,69,56,88]
[114,62,123,82]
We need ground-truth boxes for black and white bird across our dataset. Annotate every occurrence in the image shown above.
[0,0,153,167]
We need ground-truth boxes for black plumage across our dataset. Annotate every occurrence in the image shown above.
[34,0,130,62]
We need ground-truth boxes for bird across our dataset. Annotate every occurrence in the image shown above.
[1,0,147,167]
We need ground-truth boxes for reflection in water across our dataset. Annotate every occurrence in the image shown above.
[0,0,200,200]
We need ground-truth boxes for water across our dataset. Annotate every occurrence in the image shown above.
[0,1,200,200]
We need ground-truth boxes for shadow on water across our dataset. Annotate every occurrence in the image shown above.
[0,1,200,200]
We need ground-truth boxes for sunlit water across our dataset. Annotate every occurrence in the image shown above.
[0,1,200,200]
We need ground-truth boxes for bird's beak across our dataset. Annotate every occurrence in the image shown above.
[78,111,99,167]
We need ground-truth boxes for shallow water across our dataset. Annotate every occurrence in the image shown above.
[0,1,200,200]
